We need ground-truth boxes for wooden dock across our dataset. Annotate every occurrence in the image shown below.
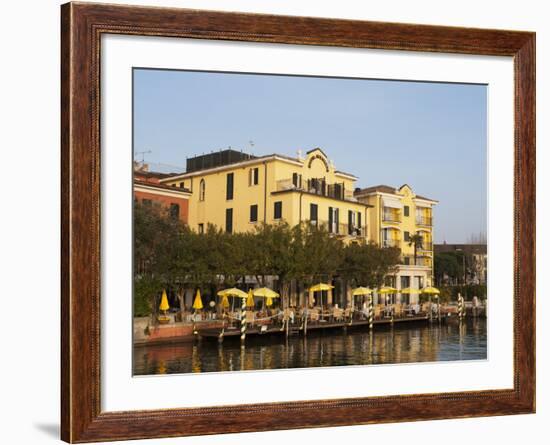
[198,314,439,340]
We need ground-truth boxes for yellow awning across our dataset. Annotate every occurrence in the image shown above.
[220,295,229,308]
[352,287,373,296]
[217,288,248,299]
[252,287,280,298]
[192,289,203,310]
[159,289,170,311]
[266,296,273,307]
[309,283,334,292]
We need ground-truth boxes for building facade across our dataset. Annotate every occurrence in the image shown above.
[153,148,438,307]
[161,148,370,243]
[134,167,191,223]
[354,184,438,304]
[434,243,487,285]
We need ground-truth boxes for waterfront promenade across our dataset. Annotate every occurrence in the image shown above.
[134,301,486,346]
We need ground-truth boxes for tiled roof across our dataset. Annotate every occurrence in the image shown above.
[414,194,437,202]
[134,179,191,194]
[134,170,172,179]
[355,185,397,195]
[354,185,437,202]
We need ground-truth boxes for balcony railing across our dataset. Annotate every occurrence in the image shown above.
[382,208,402,223]
[382,239,401,248]
[344,190,356,201]
[402,255,432,267]
[276,178,355,202]
[416,216,433,226]
[418,241,433,252]
[276,178,296,191]
[312,220,366,237]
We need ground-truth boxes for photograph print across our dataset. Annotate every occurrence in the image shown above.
[132,68,488,376]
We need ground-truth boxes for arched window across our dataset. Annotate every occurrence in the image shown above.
[199,179,206,201]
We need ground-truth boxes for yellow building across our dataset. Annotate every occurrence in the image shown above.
[161,148,370,242]
[354,184,438,305]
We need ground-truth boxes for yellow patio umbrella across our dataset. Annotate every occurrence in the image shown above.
[192,289,203,310]
[157,289,171,323]
[421,286,440,319]
[421,286,440,295]
[252,287,280,298]
[217,288,248,299]
[253,287,279,310]
[378,286,398,294]
[378,286,397,306]
[309,283,334,292]
[246,289,255,308]
[309,283,334,308]
[399,287,419,305]
[351,287,372,310]
[157,360,167,375]
[352,287,373,296]
[220,295,230,308]
[217,288,247,313]
[400,287,418,294]
[159,289,170,311]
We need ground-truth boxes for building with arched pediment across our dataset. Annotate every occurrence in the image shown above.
[161,148,370,243]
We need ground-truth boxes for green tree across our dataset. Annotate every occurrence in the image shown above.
[408,233,424,266]
[133,203,403,317]
[134,201,184,315]
[298,222,344,286]
[134,276,163,317]
[434,252,462,285]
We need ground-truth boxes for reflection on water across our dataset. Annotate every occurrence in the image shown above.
[133,318,487,376]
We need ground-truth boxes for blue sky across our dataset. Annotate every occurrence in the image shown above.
[133,69,487,243]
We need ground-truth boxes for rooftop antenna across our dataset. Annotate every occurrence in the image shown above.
[134,150,152,163]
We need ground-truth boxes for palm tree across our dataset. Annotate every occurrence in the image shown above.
[408,233,424,266]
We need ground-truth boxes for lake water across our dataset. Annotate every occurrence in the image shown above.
[133,318,487,375]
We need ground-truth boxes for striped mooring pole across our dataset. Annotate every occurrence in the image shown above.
[218,312,226,343]
[458,293,464,320]
[240,297,247,343]
[368,294,374,330]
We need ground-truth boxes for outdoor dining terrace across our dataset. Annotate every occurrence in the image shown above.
[141,285,475,345]
[195,302,443,341]
[144,300,449,345]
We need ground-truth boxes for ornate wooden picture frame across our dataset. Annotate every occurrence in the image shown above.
[61,2,535,442]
